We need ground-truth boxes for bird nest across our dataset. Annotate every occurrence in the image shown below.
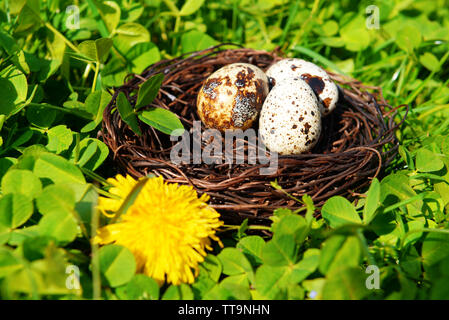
[101,44,407,224]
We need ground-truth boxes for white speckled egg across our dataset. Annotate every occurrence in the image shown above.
[259,78,321,155]
[197,63,269,131]
[266,58,338,116]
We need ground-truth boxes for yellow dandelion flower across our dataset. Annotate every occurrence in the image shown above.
[98,174,139,216]
[94,175,223,285]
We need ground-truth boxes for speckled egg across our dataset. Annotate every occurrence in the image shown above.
[196,63,269,131]
[266,58,339,116]
[259,78,321,155]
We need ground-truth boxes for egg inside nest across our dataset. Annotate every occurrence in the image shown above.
[259,78,322,155]
[196,63,269,131]
[266,58,339,116]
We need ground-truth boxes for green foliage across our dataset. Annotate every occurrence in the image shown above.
[322,196,362,228]
[116,91,142,136]
[116,274,160,300]
[138,108,184,136]
[117,74,184,136]
[98,244,136,288]
[0,0,448,300]
[135,74,164,110]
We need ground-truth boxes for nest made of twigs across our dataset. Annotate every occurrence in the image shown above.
[101,44,406,224]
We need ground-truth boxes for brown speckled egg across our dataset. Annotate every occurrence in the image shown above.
[266,58,339,116]
[259,78,321,155]
[196,63,269,131]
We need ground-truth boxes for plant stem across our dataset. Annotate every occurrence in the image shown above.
[45,21,97,73]
[28,103,93,120]
[92,185,121,199]
[44,21,80,54]
[289,0,320,51]
[220,224,271,231]
[418,104,449,120]
[400,227,449,249]
[82,63,91,87]
[172,15,181,53]
[81,167,112,187]
[356,229,375,266]
[91,207,101,300]
[92,62,100,92]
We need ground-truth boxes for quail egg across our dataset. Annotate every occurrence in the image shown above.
[259,78,321,155]
[266,58,338,116]
[196,63,269,131]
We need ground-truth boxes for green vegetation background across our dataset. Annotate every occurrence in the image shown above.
[0,0,449,300]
